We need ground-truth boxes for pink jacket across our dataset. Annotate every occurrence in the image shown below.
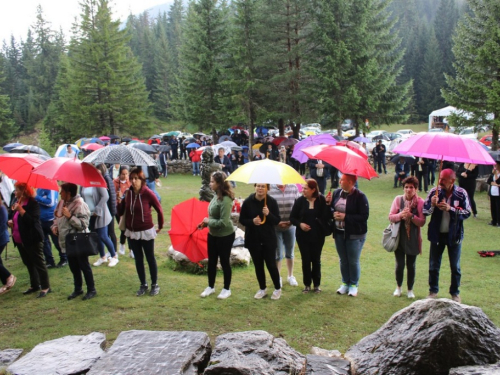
[388,195,426,254]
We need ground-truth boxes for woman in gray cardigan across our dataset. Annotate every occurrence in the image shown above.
[81,185,118,267]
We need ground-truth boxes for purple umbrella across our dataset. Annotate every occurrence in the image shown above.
[291,134,338,163]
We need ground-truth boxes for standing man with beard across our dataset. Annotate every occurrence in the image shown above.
[423,169,471,303]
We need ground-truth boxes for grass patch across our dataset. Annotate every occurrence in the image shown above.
[1,153,499,355]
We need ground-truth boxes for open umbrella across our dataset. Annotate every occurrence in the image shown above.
[372,134,391,141]
[390,154,417,165]
[272,137,288,146]
[231,146,243,152]
[336,140,368,159]
[32,157,106,188]
[121,137,132,143]
[186,143,201,149]
[128,143,158,154]
[87,138,105,145]
[279,138,299,147]
[226,159,305,185]
[2,142,24,152]
[219,140,238,148]
[99,136,111,141]
[351,136,372,143]
[155,144,171,153]
[75,138,89,147]
[165,131,180,137]
[82,144,157,166]
[54,144,80,158]
[108,135,120,140]
[10,145,51,157]
[0,154,59,190]
[252,143,262,150]
[218,135,232,142]
[292,134,338,163]
[149,135,162,140]
[302,144,378,180]
[81,143,104,151]
[168,198,210,263]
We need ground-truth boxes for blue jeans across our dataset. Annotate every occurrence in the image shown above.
[275,226,296,261]
[334,232,365,287]
[146,181,161,202]
[95,225,116,258]
[192,162,200,175]
[429,233,461,295]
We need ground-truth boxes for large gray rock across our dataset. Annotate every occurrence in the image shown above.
[204,330,305,375]
[0,349,23,366]
[88,330,211,375]
[305,354,350,375]
[449,361,500,374]
[8,332,105,375]
[345,299,500,375]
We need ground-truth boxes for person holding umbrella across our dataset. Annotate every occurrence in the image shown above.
[52,183,95,300]
[239,183,282,300]
[198,171,235,299]
[118,167,164,296]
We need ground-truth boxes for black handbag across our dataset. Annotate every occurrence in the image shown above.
[65,232,100,257]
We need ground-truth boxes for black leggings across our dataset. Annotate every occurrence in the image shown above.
[129,238,157,285]
[115,215,127,245]
[67,253,95,293]
[0,243,11,284]
[207,232,235,290]
[16,241,50,290]
[394,246,417,290]
[248,242,281,290]
[297,236,324,288]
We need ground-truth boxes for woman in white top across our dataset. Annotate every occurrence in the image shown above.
[487,162,500,226]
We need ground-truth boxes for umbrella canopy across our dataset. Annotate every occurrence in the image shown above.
[252,143,262,150]
[336,140,368,159]
[302,144,378,180]
[218,135,232,142]
[99,136,111,141]
[168,198,210,263]
[372,134,391,141]
[32,157,106,188]
[392,132,496,165]
[75,138,88,147]
[128,143,158,155]
[219,140,238,148]
[87,137,105,145]
[186,143,200,148]
[272,137,288,146]
[390,154,417,165]
[2,142,24,152]
[165,131,180,137]
[154,144,171,153]
[82,144,157,166]
[121,137,132,143]
[351,136,371,143]
[259,142,277,155]
[108,135,120,140]
[54,144,80,158]
[10,145,51,157]
[292,134,338,163]
[149,135,162,140]
[226,159,305,184]
[231,146,243,152]
[279,138,299,147]
[193,132,206,137]
[81,143,104,151]
[0,154,59,190]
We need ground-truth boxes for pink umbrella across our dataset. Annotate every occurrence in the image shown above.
[32,157,107,188]
[302,144,378,180]
[392,132,495,165]
[81,143,105,151]
[99,136,111,141]
[336,140,368,159]
[292,134,338,164]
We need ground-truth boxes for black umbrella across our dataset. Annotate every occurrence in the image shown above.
[121,137,132,143]
[390,154,417,165]
[154,144,171,153]
[259,142,277,155]
[372,134,391,141]
[2,142,24,152]
[108,135,120,140]
[128,143,158,154]
[184,137,196,144]
[10,145,51,157]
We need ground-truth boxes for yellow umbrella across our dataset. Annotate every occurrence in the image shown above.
[252,143,262,150]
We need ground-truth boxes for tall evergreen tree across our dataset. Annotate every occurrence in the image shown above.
[151,15,172,121]
[0,55,16,143]
[434,0,459,78]
[443,0,500,150]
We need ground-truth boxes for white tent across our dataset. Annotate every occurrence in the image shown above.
[428,106,461,130]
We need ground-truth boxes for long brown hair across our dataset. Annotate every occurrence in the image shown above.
[212,171,234,201]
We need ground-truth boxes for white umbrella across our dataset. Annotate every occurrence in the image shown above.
[82,144,157,166]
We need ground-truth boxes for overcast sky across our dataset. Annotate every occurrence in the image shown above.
[1,0,165,43]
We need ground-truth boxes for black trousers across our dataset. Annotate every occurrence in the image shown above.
[115,215,127,245]
[68,253,95,293]
[129,238,157,285]
[207,232,235,290]
[16,241,50,290]
[394,247,417,290]
[297,236,325,288]
[491,195,500,225]
[107,216,117,252]
[41,219,65,265]
[248,242,281,290]
[0,243,11,284]
[416,170,428,192]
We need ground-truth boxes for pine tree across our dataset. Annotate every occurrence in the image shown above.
[151,15,172,121]
[442,0,500,150]
[0,55,16,143]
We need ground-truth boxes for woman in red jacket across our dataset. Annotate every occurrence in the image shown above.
[118,167,164,297]
[190,149,201,176]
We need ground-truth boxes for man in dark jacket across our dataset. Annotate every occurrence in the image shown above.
[394,157,410,188]
[375,140,387,174]
[214,148,232,175]
[423,169,471,303]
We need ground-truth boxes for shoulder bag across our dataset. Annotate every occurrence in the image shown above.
[65,232,100,257]
[382,197,404,252]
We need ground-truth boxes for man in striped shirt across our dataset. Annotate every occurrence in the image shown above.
[269,184,301,287]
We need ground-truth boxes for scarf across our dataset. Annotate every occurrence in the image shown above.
[404,193,418,239]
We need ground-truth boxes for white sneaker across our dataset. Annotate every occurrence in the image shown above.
[129,250,135,259]
[393,287,402,297]
[271,289,282,300]
[407,290,415,299]
[108,257,119,267]
[93,257,107,267]
[336,284,349,295]
[288,276,298,286]
[118,244,126,255]
[217,289,231,299]
[200,287,215,298]
[348,285,358,297]
[254,289,267,299]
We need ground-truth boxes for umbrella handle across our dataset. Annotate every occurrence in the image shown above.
[261,191,267,224]
[435,158,443,197]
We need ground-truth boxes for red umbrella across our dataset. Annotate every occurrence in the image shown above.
[336,140,368,159]
[302,144,378,180]
[0,154,59,190]
[272,136,288,146]
[31,157,107,188]
[81,143,104,151]
[168,198,210,263]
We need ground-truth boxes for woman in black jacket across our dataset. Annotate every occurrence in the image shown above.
[457,163,479,218]
[9,182,50,297]
[239,183,282,300]
[290,179,329,293]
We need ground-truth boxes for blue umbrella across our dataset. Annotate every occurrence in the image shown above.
[186,143,200,148]
[2,142,24,152]
[242,145,249,149]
